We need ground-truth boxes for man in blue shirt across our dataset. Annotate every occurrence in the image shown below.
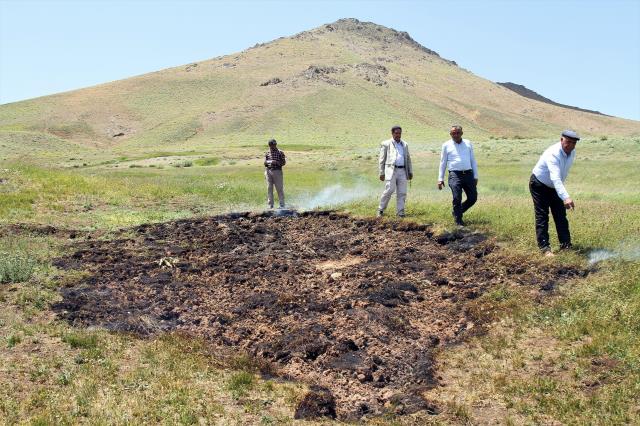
[529,130,579,255]
[437,125,479,226]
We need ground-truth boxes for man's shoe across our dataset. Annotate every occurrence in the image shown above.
[377,210,384,217]
[541,246,554,257]
[559,243,573,251]
[397,211,405,218]
[455,219,465,226]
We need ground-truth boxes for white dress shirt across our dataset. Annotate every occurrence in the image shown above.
[438,139,478,181]
[532,142,575,201]
[393,140,405,166]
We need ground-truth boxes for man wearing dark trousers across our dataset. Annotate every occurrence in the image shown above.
[530,130,579,256]
[438,125,478,226]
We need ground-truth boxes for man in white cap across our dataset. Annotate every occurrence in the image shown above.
[264,139,286,209]
[529,130,580,255]
[377,125,413,217]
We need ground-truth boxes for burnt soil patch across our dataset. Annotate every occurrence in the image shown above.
[52,211,583,420]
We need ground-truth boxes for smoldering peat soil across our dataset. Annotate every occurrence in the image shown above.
[51,211,584,420]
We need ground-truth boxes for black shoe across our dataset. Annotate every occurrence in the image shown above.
[377,210,384,217]
[559,243,573,250]
[455,219,465,226]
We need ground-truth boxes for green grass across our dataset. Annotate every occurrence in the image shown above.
[193,157,219,166]
[62,332,99,350]
[227,371,255,399]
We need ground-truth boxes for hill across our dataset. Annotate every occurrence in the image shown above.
[497,82,607,116]
[1,18,638,155]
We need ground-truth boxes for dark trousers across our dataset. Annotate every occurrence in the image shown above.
[448,170,477,222]
[529,174,571,250]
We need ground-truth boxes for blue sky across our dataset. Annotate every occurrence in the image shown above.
[1,0,639,120]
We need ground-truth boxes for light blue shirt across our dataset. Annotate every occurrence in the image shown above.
[438,139,478,181]
[532,142,575,201]
[393,140,405,166]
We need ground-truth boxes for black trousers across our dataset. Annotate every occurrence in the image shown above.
[529,174,571,250]
[448,170,477,222]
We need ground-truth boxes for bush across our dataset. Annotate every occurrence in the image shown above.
[172,160,193,168]
[0,252,37,284]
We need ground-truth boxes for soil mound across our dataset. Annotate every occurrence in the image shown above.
[52,211,582,420]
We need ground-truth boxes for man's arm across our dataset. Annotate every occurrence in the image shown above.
[547,154,571,203]
[280,151,286,167]
[405,143,413,179]
[437,143,447,189]
[378,142,387,180]
[469,142,479,184]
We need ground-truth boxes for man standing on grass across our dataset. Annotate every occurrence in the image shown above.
[529,130,579,256]
[437,125,478,226]
[264,139,286,209]
[377,125,413,217]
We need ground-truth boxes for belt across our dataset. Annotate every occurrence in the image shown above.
[450,169,472,175]
[266,166,282,170]
[394,165,405,169]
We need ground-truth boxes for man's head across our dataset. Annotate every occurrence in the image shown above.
[391,126,402,142]
[560,130,580,155]
[450,125,463,143]
[268,139,277,148]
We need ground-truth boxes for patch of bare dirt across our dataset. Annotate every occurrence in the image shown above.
[51,211,583,420]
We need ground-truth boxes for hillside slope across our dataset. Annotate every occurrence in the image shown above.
[1,18,638,153]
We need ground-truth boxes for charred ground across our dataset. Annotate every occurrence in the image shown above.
[52,211,583,420]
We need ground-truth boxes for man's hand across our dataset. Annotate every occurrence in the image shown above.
[475,178,479,185]
[438,181,444,190]
[408,172,413,180]
[564,198,575,210]
[379,175,385,181]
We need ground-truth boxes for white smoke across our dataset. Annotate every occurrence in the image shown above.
[588,241,640,266]
[295,183,375,211]
[587,249,616,266]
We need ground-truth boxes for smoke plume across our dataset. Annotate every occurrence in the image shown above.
[588,241,640,266]
[295,183,375,211]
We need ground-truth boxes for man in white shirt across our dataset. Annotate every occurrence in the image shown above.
[377,125,413,217]
[529,130,579,255]
[437,125,479,226]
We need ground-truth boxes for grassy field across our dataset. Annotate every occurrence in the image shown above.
[1,133,639,424]
[0,131,640,424]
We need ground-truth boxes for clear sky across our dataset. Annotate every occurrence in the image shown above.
[1,0,639,120]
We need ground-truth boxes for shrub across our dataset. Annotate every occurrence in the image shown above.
[172,160,193,168]
[0,252,37,284]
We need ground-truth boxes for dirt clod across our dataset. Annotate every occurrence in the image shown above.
[294,385,337,419]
